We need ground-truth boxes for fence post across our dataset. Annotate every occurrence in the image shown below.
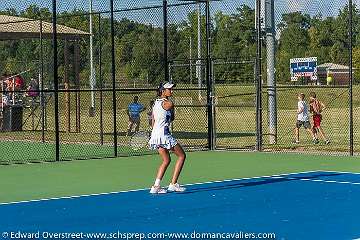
[40,19,45,143]
[98,13,104,146]
[110,0,118,157]
[52,0,60,161]
[163,0,169,83]
[265,0,277,144]
[349,0,354,156]
[256,0,263,151]
[205,0,214,150]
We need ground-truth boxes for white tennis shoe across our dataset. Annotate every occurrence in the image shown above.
[150,185,167,194]
[168,183,186,192]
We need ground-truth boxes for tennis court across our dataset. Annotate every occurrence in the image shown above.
[1,151,360,240]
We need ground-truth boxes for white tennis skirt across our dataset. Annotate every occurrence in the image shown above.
[149,133,178,150]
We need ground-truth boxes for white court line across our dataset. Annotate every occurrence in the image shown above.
[0,170,320,206]
[271,170,360,185]
[2,170,359,206]
[272,176,360,185]
[315,170,360,175]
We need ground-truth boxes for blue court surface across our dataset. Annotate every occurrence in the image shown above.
[1,171,360,240]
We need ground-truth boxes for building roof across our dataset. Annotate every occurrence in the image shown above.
[0,15,90,40]
[317,63,349,70]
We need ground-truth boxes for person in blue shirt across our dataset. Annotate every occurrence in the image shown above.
[126,96,145,136]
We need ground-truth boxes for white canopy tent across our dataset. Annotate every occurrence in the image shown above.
[0,15,90,40]
[0,14,91,132]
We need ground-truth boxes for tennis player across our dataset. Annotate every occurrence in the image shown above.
[149,82,186,194]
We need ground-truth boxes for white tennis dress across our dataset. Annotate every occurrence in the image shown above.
[148,98,178,150]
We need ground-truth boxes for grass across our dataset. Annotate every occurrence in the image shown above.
[0,139,156,164]
[1,84,360,163]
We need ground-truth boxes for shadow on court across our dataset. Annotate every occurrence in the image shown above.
[179,172,345,194]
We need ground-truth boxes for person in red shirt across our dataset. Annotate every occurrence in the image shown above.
[309,92,330,144]
[14,75,24,90]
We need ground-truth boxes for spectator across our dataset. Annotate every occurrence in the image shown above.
[294,93,318,144]
[126,96,145,136]
[309,92,330,144]
[26,78,39,97]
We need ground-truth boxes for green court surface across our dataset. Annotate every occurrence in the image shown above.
[1,151,360,204]
[0,140,151,164]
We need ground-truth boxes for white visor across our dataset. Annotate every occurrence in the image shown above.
[163,82,175,89]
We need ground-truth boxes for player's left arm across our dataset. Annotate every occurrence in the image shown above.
[170,108,175,122]
[320,101,326,111]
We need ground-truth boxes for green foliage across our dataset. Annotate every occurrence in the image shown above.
[352,47,360,83]
[275,4,360,83]
[0,4,359,86]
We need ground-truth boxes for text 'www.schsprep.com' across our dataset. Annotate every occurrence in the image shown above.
[1,230,276,240]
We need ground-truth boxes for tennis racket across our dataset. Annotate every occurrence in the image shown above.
[129,131,150,151]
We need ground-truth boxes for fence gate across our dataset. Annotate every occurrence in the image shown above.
[212,59,257,150]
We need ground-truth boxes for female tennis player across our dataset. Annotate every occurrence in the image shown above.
[149,82,186,194]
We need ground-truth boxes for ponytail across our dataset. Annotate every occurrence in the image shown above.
[157,82,164,97]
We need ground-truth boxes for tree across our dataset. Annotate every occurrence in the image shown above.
[212,5,256,84]
[276,12,311,82]
[307,16,335,63]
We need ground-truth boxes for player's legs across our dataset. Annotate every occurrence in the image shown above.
[127,119,134,136]
[312,126,318,139]
[150,147,171,194]
[316,126,329,143]
[305,123,318,144]
[294,120,302,143]
[134,118,140,132]
[170,144,186,185]
[155,147,171,181]
[312,115,321,140]
[306,127,315,139]
[314,115,328,142]
[294,127,300,143]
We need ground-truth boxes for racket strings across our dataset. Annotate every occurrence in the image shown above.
[130,131,150,150]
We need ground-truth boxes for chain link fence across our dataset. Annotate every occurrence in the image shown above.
[0,0,358,164]
[261,0,355,155]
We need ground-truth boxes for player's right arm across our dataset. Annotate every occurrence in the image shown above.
[151,112,155,127]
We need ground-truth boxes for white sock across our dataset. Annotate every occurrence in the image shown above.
[154,179,161,187]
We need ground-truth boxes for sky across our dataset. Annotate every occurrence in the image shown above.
[0,0,357,27]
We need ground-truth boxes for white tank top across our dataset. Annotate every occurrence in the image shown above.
[152,98,172,135]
